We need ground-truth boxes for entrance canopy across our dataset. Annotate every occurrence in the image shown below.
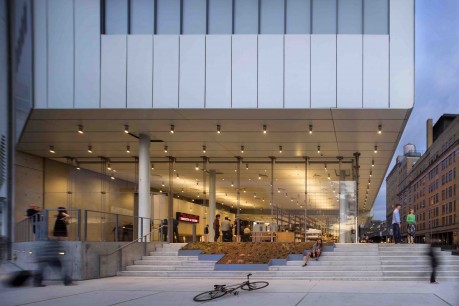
[17,108,410,227]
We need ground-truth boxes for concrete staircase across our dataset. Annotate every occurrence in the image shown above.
[119,243,459,280]
[121,243,219,276]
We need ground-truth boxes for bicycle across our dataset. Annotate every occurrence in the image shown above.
[193,273,269,302]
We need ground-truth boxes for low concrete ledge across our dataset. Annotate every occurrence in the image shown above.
[198,254,224,261]
[269,259,287,266]
[215,264,269,271]
[452,250,459,256]
[178,249,202,256]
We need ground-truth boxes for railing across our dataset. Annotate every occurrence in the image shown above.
[15,208,162,243]
[98,227,165,278]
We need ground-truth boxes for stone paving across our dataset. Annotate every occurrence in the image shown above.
[0,272,458,306]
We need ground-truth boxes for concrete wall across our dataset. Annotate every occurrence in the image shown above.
[13,241,161,280]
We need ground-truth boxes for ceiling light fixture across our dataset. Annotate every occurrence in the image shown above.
[195,163,199,170]
[309,124,313,134]
[87,146,93,154]
[243,188,246,193]
[374,145,378,154]
[217,124,221,134]
[164,145,168,153]
[76,162,81,170]
[263,124,267,134]
[241,145,244,153]
[151,163,155,170]
[170,124,175,134]
[370,171,372,177]
[279,145,283,153]
[202,145,207,153]
[126,145,130,153]
[246,163,249,170]
[317,145,321,154]
[110,175,115,180]
[328,173,331,180]
[372,159,375,167]
[378,124,382,134]
[49,145,55,154]
[162,182,165,187]
[124,125,129,134]
[78,125,84,134]
[176,173,180,179]
[107,163,112,171]
[258,174,261,180]
[324,163,327,171]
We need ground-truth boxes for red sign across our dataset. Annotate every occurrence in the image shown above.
[176,212,199,223]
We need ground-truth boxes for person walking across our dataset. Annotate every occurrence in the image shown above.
[221,217,231,242]
[26,204,41,240]
[161,219,168,242]
[392,204,401,244]
[427,243,439,284]
[204,225,209,242]
[53,207,70,239]
[173,219,179,242]
[406,209,416,244]
[213,214,220,242]
[33,239,73,287]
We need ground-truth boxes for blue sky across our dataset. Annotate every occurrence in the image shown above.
[372,0,459,220]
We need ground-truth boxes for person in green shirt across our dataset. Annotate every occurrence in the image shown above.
[406,209,416,244]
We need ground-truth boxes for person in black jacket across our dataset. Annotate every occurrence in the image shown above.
[428,243,439,284]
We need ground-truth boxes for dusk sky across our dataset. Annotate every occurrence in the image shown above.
[372,0,459,220]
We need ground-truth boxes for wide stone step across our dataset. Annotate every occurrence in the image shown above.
[149,251,179,256]
[134,260,216,266]
[141,255,199,261]
[378,251,448,256]
[382,271,459,277]
[324,251,380,256]
[270,265,382,271]
[381,265,459,271]
[126,265,215,271]
[313,255,380,261]
[286,260,381,266]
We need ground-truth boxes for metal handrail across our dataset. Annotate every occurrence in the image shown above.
[98,225,166,277]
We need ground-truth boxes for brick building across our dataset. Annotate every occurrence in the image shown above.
[386,114,459,244]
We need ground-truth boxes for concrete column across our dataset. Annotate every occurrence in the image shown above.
[208,170,216,241]
[339,168,347,243]
[138,134,151,240]
[168,157,174,243]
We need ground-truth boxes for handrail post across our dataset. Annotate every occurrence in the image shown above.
[42,210,49,240]
[140,218,144,241]
[84,210,88,241]
[77,209,81,241]
[115,214,119,242]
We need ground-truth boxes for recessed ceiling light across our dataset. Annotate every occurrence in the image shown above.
[217,124,221,134]
[170,124,175,134]
[378,124,382,134]
[78,125,84,134]
[309,124,313,134]
[317,145,321,154]
[374,145,378,154]
[263,124,267,134]
[164,145,168,153]
[126,145,130,153]
[124,125,129,134]
[87,145,93,154]
[241,145,244,154]
[279,145,283,153]
[203,145,207,153]
[49,145,55,154]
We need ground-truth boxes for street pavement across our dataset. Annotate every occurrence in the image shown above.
[0,271,458,306]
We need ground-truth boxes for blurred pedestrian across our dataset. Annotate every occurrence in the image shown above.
[221,217,231,242]
[427,243,439,284]
[173,219,179,242]
[406,209,416,244]
[33,239,73,287]
[204,224,209,242]
[213,214,220,242]
[26,204,41,240]
[161,219,168,242]
[53,207,70,239]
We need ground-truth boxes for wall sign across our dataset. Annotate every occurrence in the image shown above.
[176,212,199,223]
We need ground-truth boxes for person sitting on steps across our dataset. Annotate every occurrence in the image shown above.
[303,239,323,267]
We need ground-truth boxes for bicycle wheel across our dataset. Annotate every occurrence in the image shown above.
[241,281,269,291]
[193,289,227,302]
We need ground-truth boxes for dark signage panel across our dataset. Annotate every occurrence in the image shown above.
[176,212,199,223]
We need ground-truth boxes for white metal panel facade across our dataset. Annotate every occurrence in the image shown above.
[311,35,336,108]
[258,35,284,108]
[75,0,100,108]
[390,0,414,109]
[363,35,389,108]
[101,35,127,108]
[205,36,232,108]
[33,0,47,108]
[179,36,205,108]
[232,35,258,108]
[127,36,153,108]
[153,36,179,108]
[337,35,362,108]
[284,35,310,108]
[47,0,73,108]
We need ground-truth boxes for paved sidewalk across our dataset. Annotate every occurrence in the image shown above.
[0,274,458,306]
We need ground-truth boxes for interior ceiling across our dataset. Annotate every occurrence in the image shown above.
[18,108,411,219]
